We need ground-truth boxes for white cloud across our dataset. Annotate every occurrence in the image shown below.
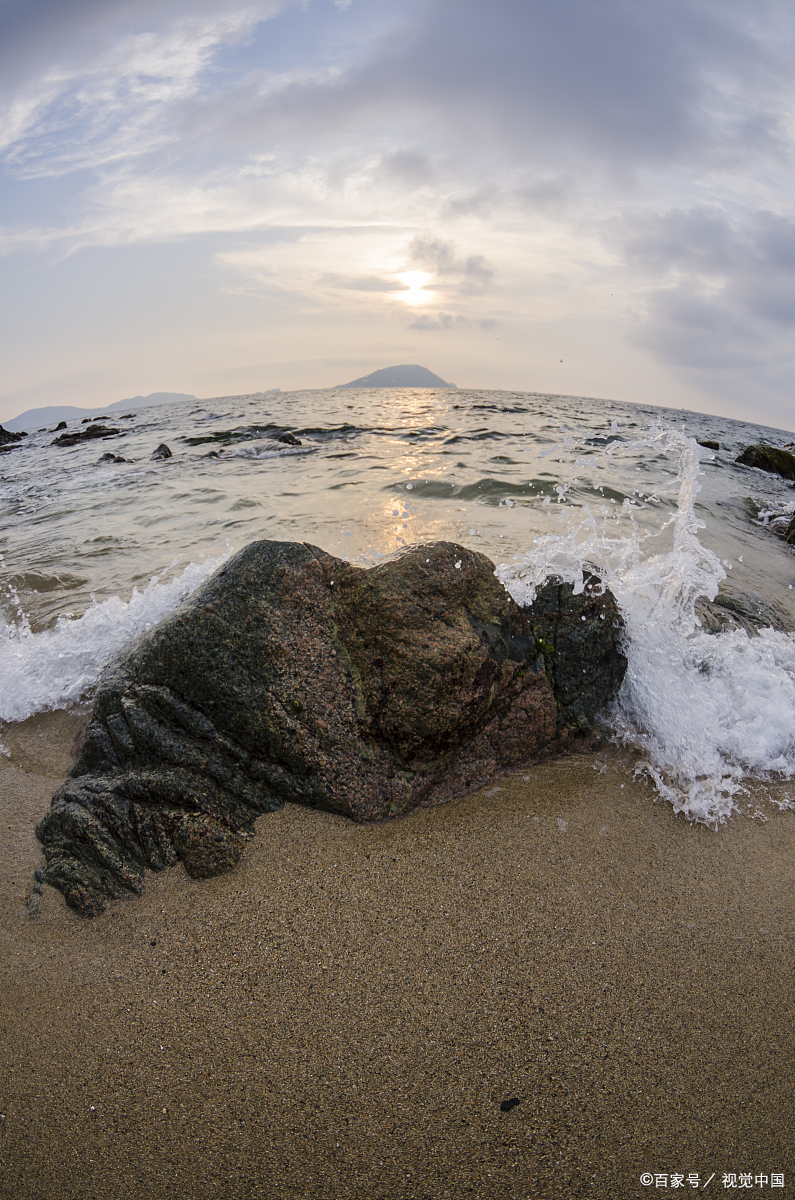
[1,11,271,174]
[0,0,793,422]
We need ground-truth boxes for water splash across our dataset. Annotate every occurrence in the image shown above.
[0,550,232,724]
[498,428,795,823]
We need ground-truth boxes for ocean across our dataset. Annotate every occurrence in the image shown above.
[2,386,795,826]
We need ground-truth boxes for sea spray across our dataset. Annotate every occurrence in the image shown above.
[497,428,795,823]
[3,395,795,825]
[0,550,231,724]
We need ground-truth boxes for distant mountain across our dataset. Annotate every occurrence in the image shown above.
[4,392,199,432]
[336,365,457,389]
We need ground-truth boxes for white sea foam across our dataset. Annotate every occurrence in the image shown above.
[497,428,795,823]
[225,444,315,459]
[0,550,231,725]
[3,419,795,824]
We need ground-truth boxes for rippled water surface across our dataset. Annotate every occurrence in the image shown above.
[3,387,795,822]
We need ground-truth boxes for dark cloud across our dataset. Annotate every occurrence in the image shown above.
[621,208,795,394]
[377,149,436,187]
[621,207,795,326]
[4,0,790,188]
[408,235,495,294]
[201,0,790,177]
[408,311,495,331]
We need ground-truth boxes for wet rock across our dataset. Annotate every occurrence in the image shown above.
[787,513,795,545]
[276,432,302,446]
[54,421,67,431]
[695,591,795,637]
[83,415,110,423]
[697,439,720,451]
[34,540,626,916]
[0,424,26,446]
[53,424,122,447]
[151,443,173,460]
[98,452,129,463]
[735,444,795,481]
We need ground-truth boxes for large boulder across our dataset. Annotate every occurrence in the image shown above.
[735,444,795,481]
[34,540,626,916]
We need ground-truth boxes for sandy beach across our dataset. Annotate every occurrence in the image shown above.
[1,710,793,1200]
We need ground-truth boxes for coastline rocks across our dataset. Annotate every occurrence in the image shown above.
[34,540,626,916]
[697,439,720,452]
[53,423,122,447]
[735,444,795,481]
[151,443,172,460]
[0,424,26,446]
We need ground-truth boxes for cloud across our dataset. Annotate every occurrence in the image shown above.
[613,206,795,406]
[407,235,495,294]
[0,0,793,422]
[320,272,404,292]
[377,149,436,188]
[0,7,279,173]
[408,312,462,331]
[195,0,792,180]
[407,311,496,332]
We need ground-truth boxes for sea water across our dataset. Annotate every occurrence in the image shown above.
[2,388,795,824]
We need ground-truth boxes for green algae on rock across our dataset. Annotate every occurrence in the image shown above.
[34,540,626,916]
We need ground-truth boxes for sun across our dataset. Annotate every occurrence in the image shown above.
[396,270,433,305]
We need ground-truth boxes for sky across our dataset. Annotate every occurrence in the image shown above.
[0,0,793,428]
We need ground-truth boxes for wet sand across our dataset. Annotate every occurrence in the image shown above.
[1,710,794,1200]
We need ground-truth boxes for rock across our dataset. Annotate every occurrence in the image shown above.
[53,424,122,447]
[787,513,795,545]
[83,416,110,423]
[54,421,67,431]
[735,444,795,481]
[695,591,795,637]
[276,432,302,446]
[98,452,129,463]
[697,439,720,451]
[0,424,26,446]
[34,540,626,916]
[151,443,173,460]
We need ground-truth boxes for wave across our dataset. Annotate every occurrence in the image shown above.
[0,550,232,726]
[497,428,795,823]
[4,426,795,823]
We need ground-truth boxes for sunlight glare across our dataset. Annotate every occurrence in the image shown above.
[396,270,432,305]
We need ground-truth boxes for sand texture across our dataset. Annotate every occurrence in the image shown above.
[1,710,794,1199]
